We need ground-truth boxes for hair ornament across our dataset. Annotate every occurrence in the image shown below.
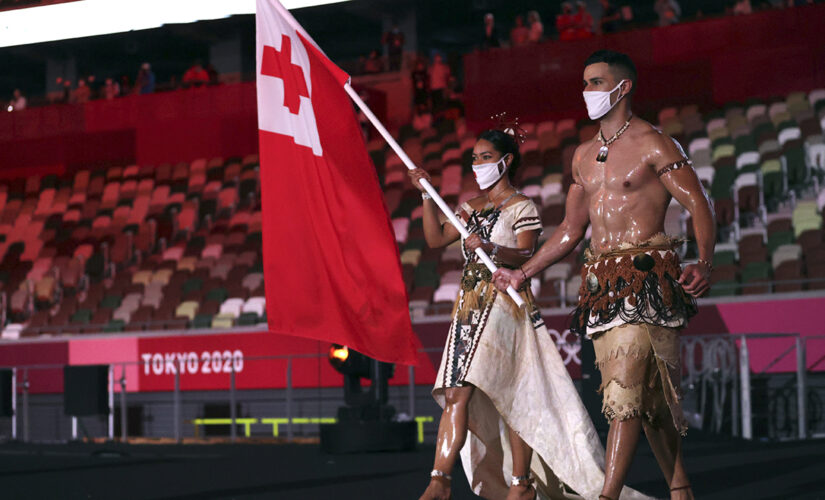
[490,112,527,145]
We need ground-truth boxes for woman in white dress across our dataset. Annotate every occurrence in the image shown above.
[410,125,653,500]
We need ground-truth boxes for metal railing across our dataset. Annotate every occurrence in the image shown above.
[681,333,811,440]
[0,334,820,443]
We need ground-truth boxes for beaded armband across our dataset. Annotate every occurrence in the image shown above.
[656,158,693,177]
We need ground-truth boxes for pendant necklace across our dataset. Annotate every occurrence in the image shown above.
[596,114,633,164]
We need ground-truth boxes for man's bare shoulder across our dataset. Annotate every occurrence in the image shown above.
[571,135,598,175]
[631,119,686,163]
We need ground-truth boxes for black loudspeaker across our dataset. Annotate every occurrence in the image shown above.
[0,369,12,417]
[64,365,109,416]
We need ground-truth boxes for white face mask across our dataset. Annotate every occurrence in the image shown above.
[472,155,509,190]
[582,79,626,120]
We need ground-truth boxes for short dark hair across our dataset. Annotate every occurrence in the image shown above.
[584,50,637,85]
[477,129,521,181]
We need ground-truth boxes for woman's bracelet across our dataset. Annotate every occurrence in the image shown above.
[697,258,713,272]
[421,191,432,201]
[519,266,529,282]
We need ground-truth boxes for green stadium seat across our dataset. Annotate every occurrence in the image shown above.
[767,231,795,255]
[237,312,259,326]
[104,320,125,333]
[192,314,213,329]
[182,277,204,295]
[71,309,93,324]
[99,295,122,309]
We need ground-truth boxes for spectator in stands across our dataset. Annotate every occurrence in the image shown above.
[182,60,209,88]
[9,89,26,111]
[362,49,383,74]
[103,77,120,100]
[573,1,595,39]
[655,0,682,26]
[510,14,530,46]
[411,57,429,109]
[135,62,155,94]
[428,53,451,113]
[60,79,72,103]
[733,0,753,14]
[382,23,405,72]
[205,63,219,85]
[86,75,100,99]
[481,13,500,49]
[599,0,623,33]
[73,78,91,103]
[527,10,544,42]
[557,2,577,41]
[120,74,132,95]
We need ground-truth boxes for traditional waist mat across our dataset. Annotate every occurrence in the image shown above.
[570,247,697,336]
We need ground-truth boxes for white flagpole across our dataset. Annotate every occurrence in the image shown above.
[344,83,525,308]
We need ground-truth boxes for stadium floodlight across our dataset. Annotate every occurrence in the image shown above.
[0,0,351,48]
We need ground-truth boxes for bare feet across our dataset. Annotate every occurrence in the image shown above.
[418,477,451,500]
[506,484,536,500]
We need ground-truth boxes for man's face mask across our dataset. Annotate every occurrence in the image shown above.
[583,79,627,120]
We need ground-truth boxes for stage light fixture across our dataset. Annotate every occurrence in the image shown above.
[321,344,415,453]
[329,345,348,362]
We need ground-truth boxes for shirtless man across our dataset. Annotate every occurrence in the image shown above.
[493,50,715,500]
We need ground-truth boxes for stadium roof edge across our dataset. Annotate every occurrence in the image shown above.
[0,0,350,48]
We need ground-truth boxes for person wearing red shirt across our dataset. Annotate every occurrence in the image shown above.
[573,1,595,39]
[510,14,529,46]
[428,53,451,113]
[183,61,210,88]
[556,2,577,41]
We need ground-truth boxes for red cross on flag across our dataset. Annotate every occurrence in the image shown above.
[256,0,417,365]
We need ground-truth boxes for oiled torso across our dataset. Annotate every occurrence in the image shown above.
[576,122,672,254]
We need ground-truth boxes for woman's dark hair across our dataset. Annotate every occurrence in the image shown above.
[478,129,522,181]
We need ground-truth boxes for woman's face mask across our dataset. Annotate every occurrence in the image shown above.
[472,154,509,190]
[582,79,626,120]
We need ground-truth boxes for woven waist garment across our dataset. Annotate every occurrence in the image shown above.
[571,235,697,336]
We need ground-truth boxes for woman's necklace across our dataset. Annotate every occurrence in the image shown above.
[488,187,516,209]
[596,114,633,164]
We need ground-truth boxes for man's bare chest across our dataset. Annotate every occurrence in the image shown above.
[579,144,654,194]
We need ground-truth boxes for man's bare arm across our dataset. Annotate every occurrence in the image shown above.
[521,183,590,279]
[493,144,591,291]
[655,135,716,296]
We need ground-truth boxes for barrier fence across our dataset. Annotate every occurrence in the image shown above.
[0,335,821,444]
